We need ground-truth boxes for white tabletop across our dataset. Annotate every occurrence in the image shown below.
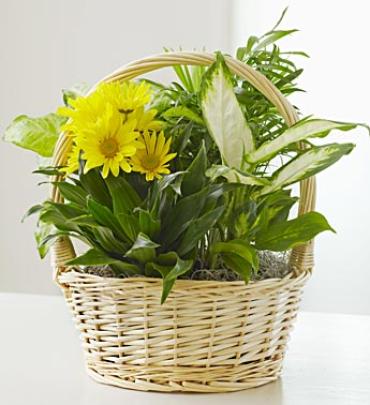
[0,293,369,405]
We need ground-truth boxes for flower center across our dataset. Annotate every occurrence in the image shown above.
[100,137,119,158]
[142,155,160,170]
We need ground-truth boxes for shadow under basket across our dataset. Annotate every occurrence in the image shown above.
[51,51,316,393]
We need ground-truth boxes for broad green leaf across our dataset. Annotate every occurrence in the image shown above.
[67,247,141,276]
[79,168,112,208]
[181,142,207,196]
[259,143,355,195]
[200,53,254,169]
[255,211,335,251]
[253,191,298,233]
[110,261,141,275]
[137,209,160,240]
[66,248,120,266]
[125,232,159,263]
[92,226,127,253]
[116,212,139,242]
[206,164,270,186]
[39,202,84,232]
[246,119,357,164]
[222,254,253,283]
[211,239,258,282]
[177,206,224,256]
[212,239,259,268]
[57,181,88,207]
[163,106,204,125]
[150,252,193,304]
[162,187,209,244]
[3,113,66,157]
[67,214,98,227]
[87,196,128,242]
[34,221,55,259]
[105,175,141,213]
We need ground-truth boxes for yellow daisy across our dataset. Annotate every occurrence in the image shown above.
[58,81,161,136]
[131,131,177,181]
[99,80,152,112]
[131,107,163,133]
[58,88,107,133]
[77,104,144,178]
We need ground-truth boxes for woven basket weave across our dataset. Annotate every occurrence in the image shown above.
[52,52,316,393]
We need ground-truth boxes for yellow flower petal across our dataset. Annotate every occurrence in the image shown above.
[131,130,176,182]
[59,80,165,178]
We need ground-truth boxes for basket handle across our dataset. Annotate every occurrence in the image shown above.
[51,51,315,278]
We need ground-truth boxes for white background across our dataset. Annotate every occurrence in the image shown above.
[1,0,369,314]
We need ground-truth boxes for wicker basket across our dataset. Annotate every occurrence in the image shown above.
[51,52,316,393]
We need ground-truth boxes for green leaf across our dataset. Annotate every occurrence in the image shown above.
[252,191,298,234]
[222,254,253,283]
[92,226,127,253]
[177,206,224,256]
[56,181,88,206]
[66,248,120,266]
[125,232,159,263]
[181,142,207,196]
[62,82,90,106]
[105,175,141,213]
[116,212,139,242]
[270,7,289,31]
[87,196,128,242]
[3,113,66,157]
[110,261,141,276]
[157,171,186,196]
[137,209,160,239]
[255,211,335,251]
[200,53,254,169]
[33,166,63,176]
[254,29,298,52]
[246,119,357,164]
[259,143,355,195]
[163,106,204,125]
[67,214,98,227]
[210,239,258,282]
[22,204,43,222]
[150,252,193,304]
[205,164,270,186]
[79,168,112,208]
[162,187,209,244]
[39,202,84,232]
[34,221,55,259]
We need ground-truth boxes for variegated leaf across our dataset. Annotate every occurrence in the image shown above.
[200,54,254,169]
[246,119,356,164]
[259,143,355,195]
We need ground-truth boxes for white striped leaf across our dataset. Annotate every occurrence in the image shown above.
[206,164,269,186]
[259,143,355,195]
[246,119,356,164]
[200,54,254,169]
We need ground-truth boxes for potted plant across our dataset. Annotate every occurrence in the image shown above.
[4,12,367,392]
